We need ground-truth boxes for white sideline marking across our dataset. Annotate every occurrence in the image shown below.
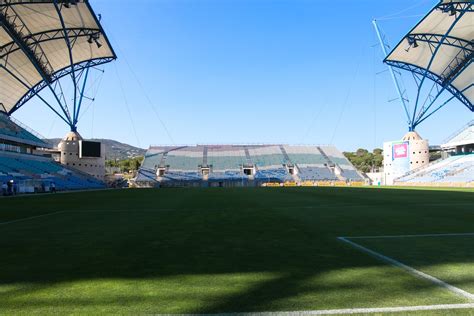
[0,211,66,226]
[338,237,474,301]
[214,303,474,315]
[346,232,474,239]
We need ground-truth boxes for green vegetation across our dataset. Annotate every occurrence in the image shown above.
[344,148,383,173]
[106,156,144,173]
[0,187,473,314]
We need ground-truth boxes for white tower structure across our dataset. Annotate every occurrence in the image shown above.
[58,132,105,180]
[383,131,429,185]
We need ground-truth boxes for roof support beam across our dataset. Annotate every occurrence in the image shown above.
[54,0,79,131]
[0,5,73,124]
[0,9,52,82]
[0,0,80,6]
[415,84,473,127]
[0,0,116,130]
[373,20,412,129]
[407,33,473,53]
[0,28,101,60]
[0,64,72,126]
[414,59,472,127]
[409,8,467,127]
[8,58,114,115]
[437,1,473,14]
[385,60,472,110]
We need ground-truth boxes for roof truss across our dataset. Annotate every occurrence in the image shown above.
[0,0,116,131]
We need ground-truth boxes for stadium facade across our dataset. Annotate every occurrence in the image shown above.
[135,145,365,187]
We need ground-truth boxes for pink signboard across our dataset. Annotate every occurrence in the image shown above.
[393,142,408,159]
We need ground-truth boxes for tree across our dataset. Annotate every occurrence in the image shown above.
[356,148,369,157]
[343,148,383,173]
[105,156,144,174]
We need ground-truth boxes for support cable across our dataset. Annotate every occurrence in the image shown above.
[330,45,363,144]
[372,42,377,149]
[104,29,175,145]
[78,70,105,121]
[376,0,430,20]
[301,101,327,143]
[114,63,141,148]
[121,54,175,145]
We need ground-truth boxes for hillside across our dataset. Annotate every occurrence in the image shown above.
[45,138,146,160]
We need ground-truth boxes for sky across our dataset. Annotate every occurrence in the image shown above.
[13,0,474,151]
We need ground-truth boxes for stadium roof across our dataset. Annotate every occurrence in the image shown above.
[0,0,116,115]
[441,119,474,148]
[384,0,473,113]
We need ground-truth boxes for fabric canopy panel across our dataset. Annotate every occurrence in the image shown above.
[384,0,473,109]
[0,0,116,114]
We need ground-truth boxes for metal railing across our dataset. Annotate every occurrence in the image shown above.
[7,115,49,146]
[442,120,474,145]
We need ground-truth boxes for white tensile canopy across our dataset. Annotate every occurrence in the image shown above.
[385,0,473,109]
[0,0,116,114]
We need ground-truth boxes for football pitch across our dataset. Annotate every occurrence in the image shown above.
[1,187,473,315]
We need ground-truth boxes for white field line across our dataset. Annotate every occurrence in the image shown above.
[346,232,474,239]
[1,215,474,315]
[338,237,474,301]
[198,303,474,315]
[0,211,67,226]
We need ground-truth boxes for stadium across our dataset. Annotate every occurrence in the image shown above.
[135,145,364,187]
[0,0,473,315]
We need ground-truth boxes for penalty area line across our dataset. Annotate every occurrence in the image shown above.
[337,236,474,301]
[0,211,67,226]
[344,232,474,239]
[219,303,474,315]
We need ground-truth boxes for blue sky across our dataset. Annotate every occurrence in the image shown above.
[13,0,474,151]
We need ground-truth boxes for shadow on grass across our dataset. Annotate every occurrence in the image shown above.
[0,187,473,313]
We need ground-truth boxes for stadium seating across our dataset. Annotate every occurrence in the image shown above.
[207,149,246,171]
[161,171,202,182]
[135,168,157,183]
[254,167,292,182]
[0,113,48,146]
[283,146,327,165]
[164,152,202,171]
[137,145,362,186]
[247,146,286,167]
[319,146,364,180]
[341,169,363,180]
[298,166,337,181]
[319,146,352,166]
[0,151,104,192]
[396,154,474,184]
[208,171,248,181]
[141,152,163,170]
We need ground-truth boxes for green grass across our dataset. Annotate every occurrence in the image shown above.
[353,235,474,294]
[0,187,473,314]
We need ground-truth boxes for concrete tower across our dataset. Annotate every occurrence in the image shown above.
[57,132,105,180]
[383,131,429,185]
